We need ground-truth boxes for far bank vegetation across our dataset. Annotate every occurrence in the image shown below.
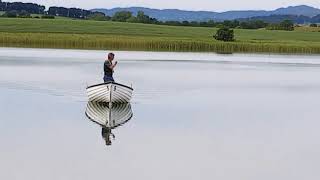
[0,0,319,32]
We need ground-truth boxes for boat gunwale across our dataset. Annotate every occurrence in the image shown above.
[87,82,134,91]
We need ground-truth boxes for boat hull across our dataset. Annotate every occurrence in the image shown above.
[86,82,133,103]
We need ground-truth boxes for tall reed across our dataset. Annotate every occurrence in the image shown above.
[0,32,320,54]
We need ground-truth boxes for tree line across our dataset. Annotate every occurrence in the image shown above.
[47,7,93,19]
[88,10,273,29]
[0,0,45,14]
[266,20,295,31]
[95,11,298,31]
[0,0,94,19]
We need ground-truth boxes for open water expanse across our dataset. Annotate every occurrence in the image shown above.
[1,47,320,180]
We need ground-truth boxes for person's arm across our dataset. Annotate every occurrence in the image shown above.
[109,61,118,70]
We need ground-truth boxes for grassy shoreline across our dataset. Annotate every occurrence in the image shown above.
[0,18,320,54]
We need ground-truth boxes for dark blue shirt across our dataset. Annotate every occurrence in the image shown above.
[104,60,113,76]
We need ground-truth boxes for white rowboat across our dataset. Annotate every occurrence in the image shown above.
[85,102,133,129]
[86,82,133,103]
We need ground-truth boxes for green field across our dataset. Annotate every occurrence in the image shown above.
[0,18,319,53]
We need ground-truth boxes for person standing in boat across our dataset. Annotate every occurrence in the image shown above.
[104,53,117,82]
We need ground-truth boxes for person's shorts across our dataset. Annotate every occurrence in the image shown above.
[103,75,114,82]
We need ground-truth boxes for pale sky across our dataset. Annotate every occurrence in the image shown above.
[5,0,320,11]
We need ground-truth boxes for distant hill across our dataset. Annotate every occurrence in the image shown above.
[92,5,320,21]
[272,5,320,17]
[237,15,312,24]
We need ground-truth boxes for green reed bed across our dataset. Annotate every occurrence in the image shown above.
[0,18,320,53]
[1,32,320,54]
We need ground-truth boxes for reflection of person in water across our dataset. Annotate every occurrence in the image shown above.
[102,127,115,146]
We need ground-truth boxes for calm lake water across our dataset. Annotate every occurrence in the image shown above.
[1,47,320,180]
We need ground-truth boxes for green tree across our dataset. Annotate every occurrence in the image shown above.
[18,10,31,18]
[136,11,149,23]
[310,23,318,27]
[239,20,268,29]
[190,21,199,27]
[221,20,241,28]
[41,15,55,19]
[111,11,132,22]
[266,23,280,30]
[164,21,182,26]
[207,20,216,27]
[267,20,295,31]
[280,20,294,31]
[213,27,235,42]
[126,16,138,23]
[199,21,209,27]
[3,10,18,18]
[87,13,109,21]
[182,21,190,26]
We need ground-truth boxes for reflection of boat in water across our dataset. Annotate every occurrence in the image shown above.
[85,102,133,146]
[86,102,133,128]
[86,82,133,103]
